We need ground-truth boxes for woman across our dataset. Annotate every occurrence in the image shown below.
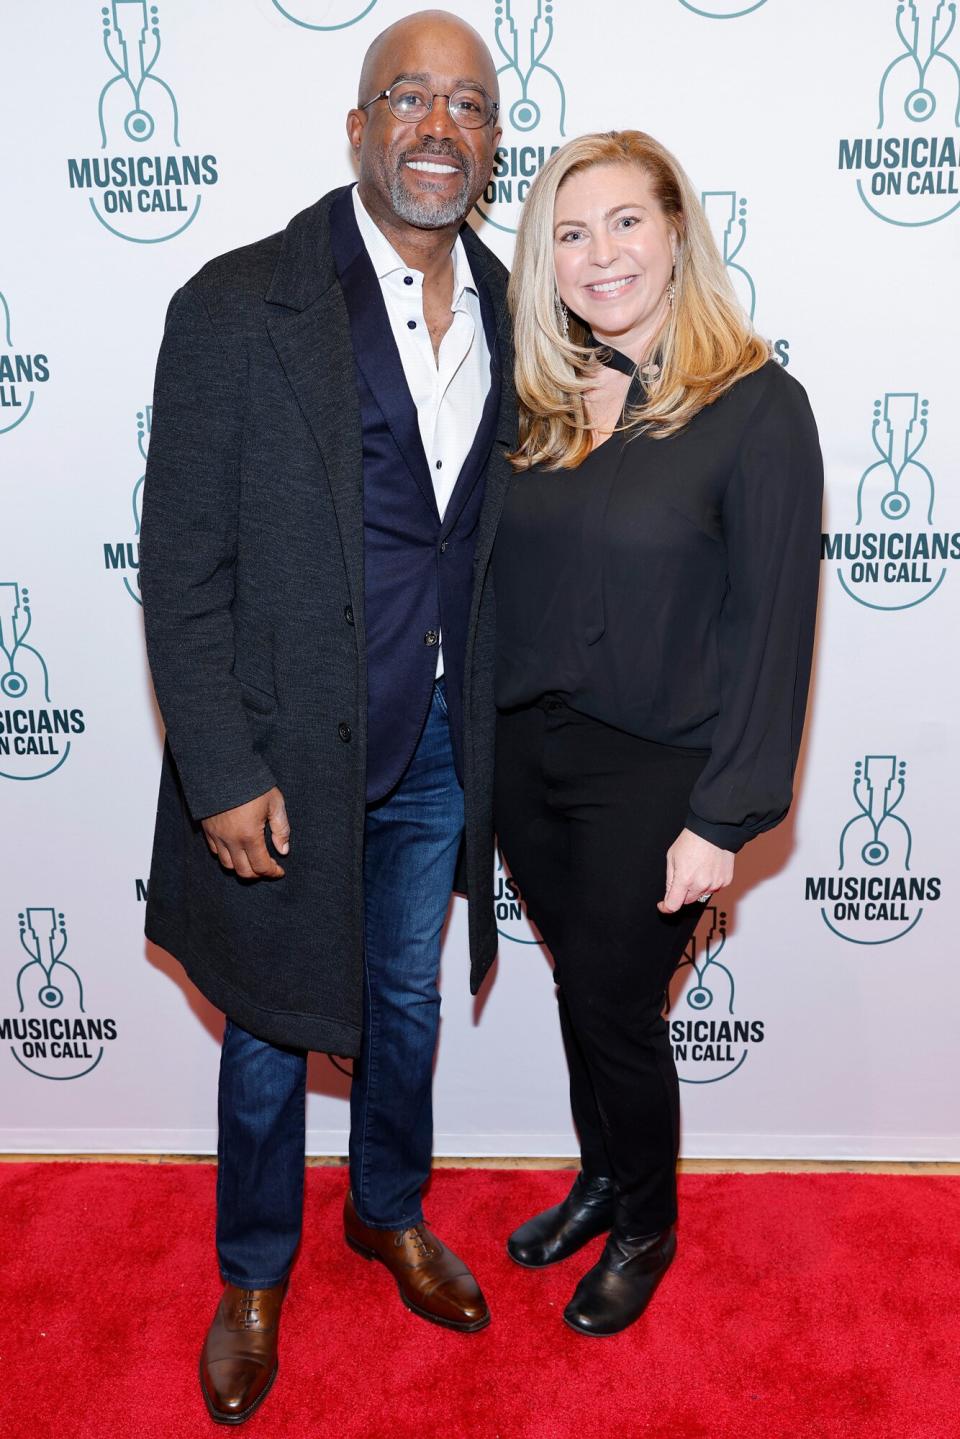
[492,131,822,1336]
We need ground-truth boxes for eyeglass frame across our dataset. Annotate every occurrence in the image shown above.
[359,81,500,130]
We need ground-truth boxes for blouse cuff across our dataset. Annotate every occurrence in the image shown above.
[683,810,752,854]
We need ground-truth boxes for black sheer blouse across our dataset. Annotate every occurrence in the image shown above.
[492,355,823,852]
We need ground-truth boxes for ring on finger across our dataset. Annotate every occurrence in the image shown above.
[696,891,711,904]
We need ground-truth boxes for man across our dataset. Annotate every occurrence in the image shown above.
[140,11,513,1424]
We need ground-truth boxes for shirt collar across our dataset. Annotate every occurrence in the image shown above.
[351,183,478,307]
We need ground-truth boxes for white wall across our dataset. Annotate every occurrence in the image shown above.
[2,0,957,1158]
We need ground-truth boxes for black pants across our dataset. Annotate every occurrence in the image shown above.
[495,697,710,1232]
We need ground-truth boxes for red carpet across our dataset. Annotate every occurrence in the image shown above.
[2,1163,957,1439]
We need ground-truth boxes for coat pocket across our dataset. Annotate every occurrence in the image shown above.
[234,672,278,715]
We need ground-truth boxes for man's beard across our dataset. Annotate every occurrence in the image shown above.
[385,144,475,229]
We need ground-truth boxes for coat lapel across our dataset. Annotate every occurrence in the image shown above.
[265,191,366,616]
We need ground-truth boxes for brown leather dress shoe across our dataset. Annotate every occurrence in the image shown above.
[199,1279,288,1425]
[344,1191,490,1333]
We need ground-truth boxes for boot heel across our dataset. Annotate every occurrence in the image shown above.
[345,1233,377,1261]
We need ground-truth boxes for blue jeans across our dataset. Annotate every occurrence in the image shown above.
[216,680,464,1288]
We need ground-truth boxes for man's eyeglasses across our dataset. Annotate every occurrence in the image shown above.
[360,82,499,130]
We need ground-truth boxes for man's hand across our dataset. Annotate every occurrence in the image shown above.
[658,828,734,915]
[201,787,291,880]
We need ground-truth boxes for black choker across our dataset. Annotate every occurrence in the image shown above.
[595,343,635,377]
[589,337,659,382]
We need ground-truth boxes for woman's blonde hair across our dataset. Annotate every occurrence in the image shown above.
[508,130,770,468]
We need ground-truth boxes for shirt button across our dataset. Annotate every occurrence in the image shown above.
[343,605,354,625]
[338,722,352,742]
[435,459,442,470]
[424,630,439,647]
[404,275,414,285]
[407,320,417,329]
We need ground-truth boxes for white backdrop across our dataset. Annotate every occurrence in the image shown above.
[2,0,957,1159]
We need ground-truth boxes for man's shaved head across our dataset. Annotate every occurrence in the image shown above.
[357,11,498,108]
[347,8,501,236]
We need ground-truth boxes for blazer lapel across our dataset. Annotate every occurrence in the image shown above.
[329,190,437,520]
[456,226,516,571]
[439,277,501,538]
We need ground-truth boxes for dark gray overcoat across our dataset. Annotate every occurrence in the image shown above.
[140,187,515,1056]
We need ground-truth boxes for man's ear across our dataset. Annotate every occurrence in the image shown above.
[346,107,366,156]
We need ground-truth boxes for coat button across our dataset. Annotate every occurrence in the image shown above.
[424,629,439,646]
[344,605,354,625]
[338,722,352,742]
[439,540,448,553]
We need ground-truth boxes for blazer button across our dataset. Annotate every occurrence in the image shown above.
[338,722,352,742]
[344,604,354,625]
[439,540,448,554]
[424,629,439,646]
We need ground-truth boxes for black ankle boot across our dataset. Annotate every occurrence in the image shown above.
[563,1224,676,1335]
[506,1173,615,1268]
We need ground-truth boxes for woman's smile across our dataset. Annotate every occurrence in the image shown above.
[584,274,639,297]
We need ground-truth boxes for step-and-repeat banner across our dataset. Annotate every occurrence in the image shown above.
[2,0,957,1158]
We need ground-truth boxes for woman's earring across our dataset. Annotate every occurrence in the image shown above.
[556,294,570,338]
[667,279,676,308]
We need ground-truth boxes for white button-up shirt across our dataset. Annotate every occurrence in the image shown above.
[352,185,491,676]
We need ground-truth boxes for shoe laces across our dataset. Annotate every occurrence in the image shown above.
[396,1224,435,1262]
[237,1289,264,1327]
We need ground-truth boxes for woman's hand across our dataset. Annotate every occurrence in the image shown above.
[658,828,734,914]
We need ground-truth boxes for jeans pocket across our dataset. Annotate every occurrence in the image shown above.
[433,676,449,717]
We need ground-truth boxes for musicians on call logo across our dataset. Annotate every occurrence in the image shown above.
[476,0,567,235]
[804,754,941,945]
[0,290,49,437]
[66,3,219,243]
[701,189,790,367]
[666,907,764,1084]
[0,583,85,781]
[103,406,148,606]
[839,1,960,226]
[4,908,118,1081]
[822,392,958,610]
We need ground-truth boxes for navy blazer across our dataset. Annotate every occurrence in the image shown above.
[329,189,501,802]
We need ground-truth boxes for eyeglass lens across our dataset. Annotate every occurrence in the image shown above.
[388,84,493,128]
